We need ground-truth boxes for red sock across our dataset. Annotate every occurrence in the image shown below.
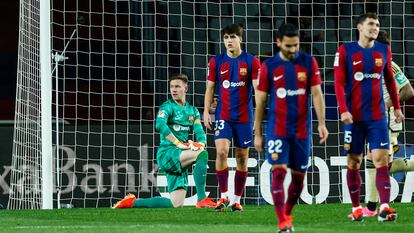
[285,171,305,216]
[376,166,391,204]
[216,167,229,194]
[346,167,361,207]
[234,170,248,196]
[272,168,287,223]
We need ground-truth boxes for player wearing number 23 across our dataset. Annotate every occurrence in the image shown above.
[254,23,328,232]
[203,24,261,212]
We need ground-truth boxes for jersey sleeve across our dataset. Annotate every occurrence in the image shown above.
[257,61,269,92]
[207,57,217,82]
[155,103,173,138]
[251,56,261,80]
[334,45,349,114]
[384,47,401,110]
[392,61,410,89]
[192,107,207,144]
[310,57,322,86]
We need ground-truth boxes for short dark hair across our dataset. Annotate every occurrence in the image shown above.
[376,30,390,45]
[277,23,299,40]
[357,12,379,25]
[169,73,188,84]
[222,24,244,38]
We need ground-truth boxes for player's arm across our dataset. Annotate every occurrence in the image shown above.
[398,82,414,102]
[333,45,353,124]
[251,56,261,91]
[394,64,414,102]
[311,85,329,144]
[384,48,401,110]
[155,105,189,149]
[310,57,329,144]
[384,47,404,123]
[203,57,217,130]
[254,63,268,152]
[192,108,207,150]
[254,90,267,152]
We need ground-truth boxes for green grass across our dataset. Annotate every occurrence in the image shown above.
[0,203,413,233]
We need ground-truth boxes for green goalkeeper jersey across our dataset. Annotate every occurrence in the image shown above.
[155,99,206,147]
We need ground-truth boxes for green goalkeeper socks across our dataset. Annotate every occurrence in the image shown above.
[132,196,173,208]
[193,150,208,201]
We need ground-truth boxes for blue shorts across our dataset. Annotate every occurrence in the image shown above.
[265,136,310,173]
[343,120,390,155]
[213,120,253,147]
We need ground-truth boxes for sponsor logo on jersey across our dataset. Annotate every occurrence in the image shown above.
[158,110,165,118]
[375,58,383,67]
[297,72,307,82]
[240,68,247,75]
[173,124,190,131]
[276,88,287,98]
[354,72,381,81]
[222,80,246,89]
[276,88,306,98]
[215,130,220,136]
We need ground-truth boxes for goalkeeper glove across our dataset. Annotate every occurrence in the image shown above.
[173,139,190,150]
[188,140,205,151]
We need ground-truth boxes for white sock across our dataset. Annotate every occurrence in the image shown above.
[221,191,229,199]
[380,203,389,212]
[233,195,241,204]
[352,205,362,212]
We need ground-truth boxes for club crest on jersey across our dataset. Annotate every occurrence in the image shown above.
[297,72,307,82]
[188,116,194,122]
[240,68,247,75]
[158,110,165,118]
[344,143,350,151]
[375,58,383,67]
[271,153,279,161]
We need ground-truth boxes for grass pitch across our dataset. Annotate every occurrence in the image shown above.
[0,203,413,233]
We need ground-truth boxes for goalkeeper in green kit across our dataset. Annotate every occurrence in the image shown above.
[113,73,216,209]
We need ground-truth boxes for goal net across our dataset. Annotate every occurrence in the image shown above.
[9,0,414,209]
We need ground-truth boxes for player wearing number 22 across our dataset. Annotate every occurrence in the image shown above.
[334,13,404,223]
[254,23,329,233]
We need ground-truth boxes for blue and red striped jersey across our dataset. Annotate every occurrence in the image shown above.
[257,51,322,139]
[334,41,400,122]
[208,51,260,123]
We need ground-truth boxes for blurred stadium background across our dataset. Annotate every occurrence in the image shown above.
[0,0,414,209]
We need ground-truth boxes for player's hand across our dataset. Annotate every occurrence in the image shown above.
[394,109,404,123]
[254,134,264,152]
[318,125,329,144]
[340,112,353,124]
[187,140,205,151]
[173,139,190,150]
[203,111,213,130]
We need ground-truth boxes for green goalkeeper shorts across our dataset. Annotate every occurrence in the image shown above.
[157,146,188,192]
